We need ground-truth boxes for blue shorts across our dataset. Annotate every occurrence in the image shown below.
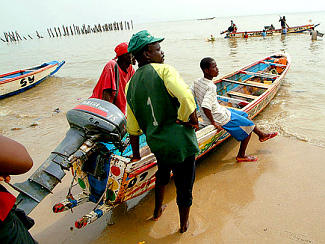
[222,109,255,141]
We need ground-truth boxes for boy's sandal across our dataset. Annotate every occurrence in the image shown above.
[259,132,278,142]
[236,155,258,163]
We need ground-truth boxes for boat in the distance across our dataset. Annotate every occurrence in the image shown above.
[0,60,65,99]
[198,17,216,21]
[221,24,320,38]
[12,52,291,229]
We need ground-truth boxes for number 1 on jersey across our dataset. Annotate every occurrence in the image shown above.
[147,97,158,126]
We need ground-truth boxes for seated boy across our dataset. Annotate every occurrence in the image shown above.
[192,57,278,162]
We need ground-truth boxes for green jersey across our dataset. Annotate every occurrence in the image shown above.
[126,63,199,163]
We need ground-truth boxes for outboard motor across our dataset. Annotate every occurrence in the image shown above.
[13,99,127,214]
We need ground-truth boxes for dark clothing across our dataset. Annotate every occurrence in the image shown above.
[0,209,37,244]
[155,154,196,207]
[0,185,37,244]
[279,18,286,28]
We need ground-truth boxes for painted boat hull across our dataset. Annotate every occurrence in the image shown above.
[223,24,319,38]
[0,61,65,99]
[13,53,291,229]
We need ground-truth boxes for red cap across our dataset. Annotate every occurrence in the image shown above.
[114,42,129,59]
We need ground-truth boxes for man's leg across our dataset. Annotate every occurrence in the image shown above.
[153,161,170,220]
[237,133,252,158]
[253,125,278,142]
[173,155,196,233]
[179,206,190,233]
[230,109,277,143]
[247,118,278,142]
[153,183,167,220]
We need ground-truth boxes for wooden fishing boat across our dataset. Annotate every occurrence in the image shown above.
[0,60,65,99]
[13,53,291,230]
[221,23,320,38]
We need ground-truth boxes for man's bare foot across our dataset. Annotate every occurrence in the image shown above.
[180,220,189,233]
[152,204,167,221]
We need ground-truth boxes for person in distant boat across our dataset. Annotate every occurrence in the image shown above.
[228,20,238,32]
[126,30,199,233]
[310,27,318,40]
[192,57,278,163]
[210,34,216,41]
[0,135,37,244]
[89,42,135,114]
[243,31,248,38]
[279,16,289,30]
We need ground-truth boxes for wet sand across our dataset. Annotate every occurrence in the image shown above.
[8,134,325,244]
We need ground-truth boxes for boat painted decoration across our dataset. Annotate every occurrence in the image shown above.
[12,53,291,229]
[0,61,65,99]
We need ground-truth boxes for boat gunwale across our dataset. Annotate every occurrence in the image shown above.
[0,62,58,85]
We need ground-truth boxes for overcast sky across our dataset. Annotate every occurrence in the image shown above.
[1,0,324,34]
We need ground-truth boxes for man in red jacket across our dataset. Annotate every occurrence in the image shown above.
[90,42,135,114]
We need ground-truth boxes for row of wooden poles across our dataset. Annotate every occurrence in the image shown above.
[1,20,133,43]
[1,31,43,42]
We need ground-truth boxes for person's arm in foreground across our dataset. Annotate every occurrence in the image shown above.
[0,135,33,182]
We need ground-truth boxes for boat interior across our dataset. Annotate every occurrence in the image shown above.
[215,56,287,110]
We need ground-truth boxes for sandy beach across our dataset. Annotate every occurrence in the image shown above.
[13,134,322,244]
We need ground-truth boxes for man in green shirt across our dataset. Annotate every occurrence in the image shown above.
[126,30,199,233]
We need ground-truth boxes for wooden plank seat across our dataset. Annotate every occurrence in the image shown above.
[260,61,287,67]
[222,78,268,89]
[227,91,259,100]
[246,80,270,89]
[223,105,241,110]
[217,94,247,103]
[240,70,279,78]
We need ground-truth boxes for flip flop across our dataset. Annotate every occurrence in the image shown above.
[259,132,278,142]
[152,204,167,221]
[236,155,258,163]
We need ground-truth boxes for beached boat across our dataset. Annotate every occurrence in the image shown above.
[12,52,291,229]
[0,61,65,99]
[221,24,320,38]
